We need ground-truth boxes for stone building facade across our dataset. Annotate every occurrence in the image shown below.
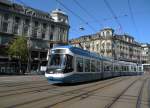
[70,28,143,64]
[0,0,69,74]
[141,44,150,64]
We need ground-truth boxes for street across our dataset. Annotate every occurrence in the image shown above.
[0,75,150,108]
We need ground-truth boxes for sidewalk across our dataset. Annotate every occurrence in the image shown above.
[0,75,46,83]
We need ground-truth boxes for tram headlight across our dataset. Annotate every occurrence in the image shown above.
[46,69,53,74]
[50,71,53,74]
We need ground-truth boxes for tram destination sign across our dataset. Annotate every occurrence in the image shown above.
[52,49,66,54]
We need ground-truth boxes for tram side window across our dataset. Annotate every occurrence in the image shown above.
[84,59,90,72]
[139,67,142,71]
[131,66,134,71]
[91,60,96,72]
[126,66,129,71]
[119,66,122,72]
[114,66,117,72]
[117,66,119,72]
[122,66,125,72]
[76,57,83,72]
[124,66,126,72]
[126,66,129,72]
[96,61,101,72]
[104,62,111,72]
[64,55,73,72]
[134,67,136,71]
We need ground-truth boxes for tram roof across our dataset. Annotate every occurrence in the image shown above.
[53,45,112,61]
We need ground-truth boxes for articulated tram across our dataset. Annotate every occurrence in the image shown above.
[45,45,143,83]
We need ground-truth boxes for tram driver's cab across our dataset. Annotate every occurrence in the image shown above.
[46,49,74,74]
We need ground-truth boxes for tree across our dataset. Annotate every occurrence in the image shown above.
[8,36,28,74]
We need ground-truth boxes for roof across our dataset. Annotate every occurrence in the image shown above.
[0,0,12,6]
[53,45,111,61]
[51,8,67,16]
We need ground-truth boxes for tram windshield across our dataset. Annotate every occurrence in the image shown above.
[49,54,65,67]
[47,54,73,73]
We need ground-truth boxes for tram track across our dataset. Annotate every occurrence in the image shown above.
[0,84,59,97]
[0,80,47,87]
[147,79,150,107]
[45,77,140,108]
[103,77,147,108]
[7,76,131,108]
[0,82,50,93]
[136,78,147,108]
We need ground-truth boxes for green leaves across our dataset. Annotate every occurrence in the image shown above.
[8,36,28,62]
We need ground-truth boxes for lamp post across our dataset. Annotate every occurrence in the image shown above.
[27,39,31,74]
[27,11,33,74]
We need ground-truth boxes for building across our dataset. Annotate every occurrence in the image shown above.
[70,28,143,63]
[0,0,70,74]
[141,43,150,64]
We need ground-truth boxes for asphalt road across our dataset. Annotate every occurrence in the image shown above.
[0,75,150,108]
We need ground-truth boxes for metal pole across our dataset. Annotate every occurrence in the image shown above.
[27,12,33,74]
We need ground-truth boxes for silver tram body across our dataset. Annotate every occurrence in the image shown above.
[45,45,143,83]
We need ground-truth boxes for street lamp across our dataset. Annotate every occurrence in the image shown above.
[26,10,33,74]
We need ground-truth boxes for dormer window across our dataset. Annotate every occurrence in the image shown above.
[106,31,110,36]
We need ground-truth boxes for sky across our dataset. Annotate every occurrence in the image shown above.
[15,0,150,43]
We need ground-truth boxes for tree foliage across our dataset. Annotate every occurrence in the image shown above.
[8,36,28,62]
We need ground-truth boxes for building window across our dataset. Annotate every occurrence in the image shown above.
[59,28,64,41]
[42,32,45,39]
[3,14,9,21]
[43,23,47,29]
[50,32,53,40]
[14,25,19,34]
[23,26,28,36]
[23,19,30,36]
[32,29,38,38]
[106,31,110,36]
[25,19,30,25]
[2,22,8,32]
[32,21,39,38]
[51,25,55,31]
[106,42,111,49]
[50,43,53,48]
[2,14,10,33]
[13,17,20,34]
[34,21,38,27]
[96,44,99,51]
[15,17,20,24]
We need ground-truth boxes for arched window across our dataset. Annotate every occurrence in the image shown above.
[106,42,111,49]
[106,31,110,36]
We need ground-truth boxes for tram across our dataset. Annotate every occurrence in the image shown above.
[45,45,143,83]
